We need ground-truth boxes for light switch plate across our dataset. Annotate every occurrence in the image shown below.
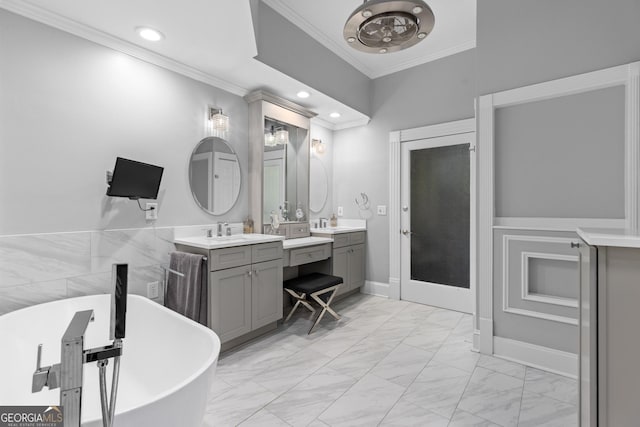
[377,205,387,216]
[337,206,344,216]
[146,203,158,220]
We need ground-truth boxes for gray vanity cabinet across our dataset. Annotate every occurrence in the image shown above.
[208,242,283,344]
[209,265,252,342]
[578,241,640,426]
[251,259,284,330]
[312,231,365,296]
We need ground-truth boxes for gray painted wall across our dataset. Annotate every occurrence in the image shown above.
[333,50,476,284]
[0,10,249,235]
[253,2,371,116]
[477,0,640,95]
[495,86,625,218]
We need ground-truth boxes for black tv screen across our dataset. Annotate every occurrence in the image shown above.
[106,157,164,200]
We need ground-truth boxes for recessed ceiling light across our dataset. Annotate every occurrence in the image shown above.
[417,32,427,39]
[379,48,388,53]
[330,112,341,118]
[136,27,164,42]
[347,37,356,43]
[412,6,423,14]
[296,91,310,99]
[362,9,373,18]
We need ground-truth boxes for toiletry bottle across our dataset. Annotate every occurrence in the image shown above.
[330,213,338,227]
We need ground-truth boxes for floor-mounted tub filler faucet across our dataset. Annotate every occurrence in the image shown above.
[32,263,128,427]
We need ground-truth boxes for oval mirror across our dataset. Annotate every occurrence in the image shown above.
[189,137,241,215]
[309,157,328,213]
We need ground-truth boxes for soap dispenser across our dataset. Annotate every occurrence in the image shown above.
[330,213,338,227]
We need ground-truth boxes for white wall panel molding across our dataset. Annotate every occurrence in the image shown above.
[478,95,495,354]
[493,336,578,379]
[502,235,578,325]
[478,61,640,355]
[625,62,640,231]
[521,251,578,308]
[494,217,626,231]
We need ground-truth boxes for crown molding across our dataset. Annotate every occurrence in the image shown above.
[244,89,317,118]
[311,116,370,131]
[333,117,371,131]
[262,0,376,78]
[310,117,336,130]
[0,0,248,97]
[369,39,476,79]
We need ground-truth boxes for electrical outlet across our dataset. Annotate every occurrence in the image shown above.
[147,281,159,299]
[146,203,158,220]
[337,206,344,216]
[377,205,387,216]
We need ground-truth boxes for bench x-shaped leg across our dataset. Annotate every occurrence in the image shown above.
[308,284,342,334]
[284,288,316,322]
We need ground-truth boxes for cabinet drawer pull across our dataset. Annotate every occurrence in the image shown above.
[570,242,581,249]
[254,269,258,276]
[247,270,252,277]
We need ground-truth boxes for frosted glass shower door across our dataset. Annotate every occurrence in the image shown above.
[400,132,475,313]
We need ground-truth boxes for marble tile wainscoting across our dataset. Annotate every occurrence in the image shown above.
[0,225,213,315]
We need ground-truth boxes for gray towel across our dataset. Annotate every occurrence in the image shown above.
[165,252,208,326]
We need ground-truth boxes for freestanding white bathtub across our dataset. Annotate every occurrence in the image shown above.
[0,294,220,427]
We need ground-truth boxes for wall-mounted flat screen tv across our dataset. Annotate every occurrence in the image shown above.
[106,157,164,200]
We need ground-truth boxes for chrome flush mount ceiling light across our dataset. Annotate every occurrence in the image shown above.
[343,0,435,54]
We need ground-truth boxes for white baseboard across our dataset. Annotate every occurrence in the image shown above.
[493,336,577,379]
[388,277,400,300]
[362,281,390,298]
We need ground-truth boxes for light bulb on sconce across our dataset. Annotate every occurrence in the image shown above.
[312,138,326,155]
[206,106,229,138]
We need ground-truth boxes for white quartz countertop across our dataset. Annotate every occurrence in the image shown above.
[174,233,285,250]
[310,226,367,235]
[577,228,640,248]
[283,236,333,250]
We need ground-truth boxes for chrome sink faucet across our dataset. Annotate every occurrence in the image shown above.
[217,222,223,237]
[33,264,128,427]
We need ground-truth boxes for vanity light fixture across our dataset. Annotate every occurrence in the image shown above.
[264,126,276,147]
[275,128,289,145]
[136,26,164,42]
[329,112,341,118]
[343,0,435,54]
[296,91,310,99]
[312,138,326,155]
[207,107,229,138]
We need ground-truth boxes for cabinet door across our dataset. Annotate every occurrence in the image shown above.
[210,265,252,342]
[251,259,284,330]
[333,246,349,296]
[348,244,366,291]
[578,242,597,427]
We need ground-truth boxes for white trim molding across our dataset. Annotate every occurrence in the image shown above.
[502,235,578,326]
[478,61,640,356]
[362,281,390,298]
[494,217,626,231]
[388,131,401,300]
[493,336,578,379]
[521,251,578,308]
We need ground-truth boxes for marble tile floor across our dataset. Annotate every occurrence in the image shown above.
[203,293,578,427]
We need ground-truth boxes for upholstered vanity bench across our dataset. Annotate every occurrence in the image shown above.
[283,272,343,334]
